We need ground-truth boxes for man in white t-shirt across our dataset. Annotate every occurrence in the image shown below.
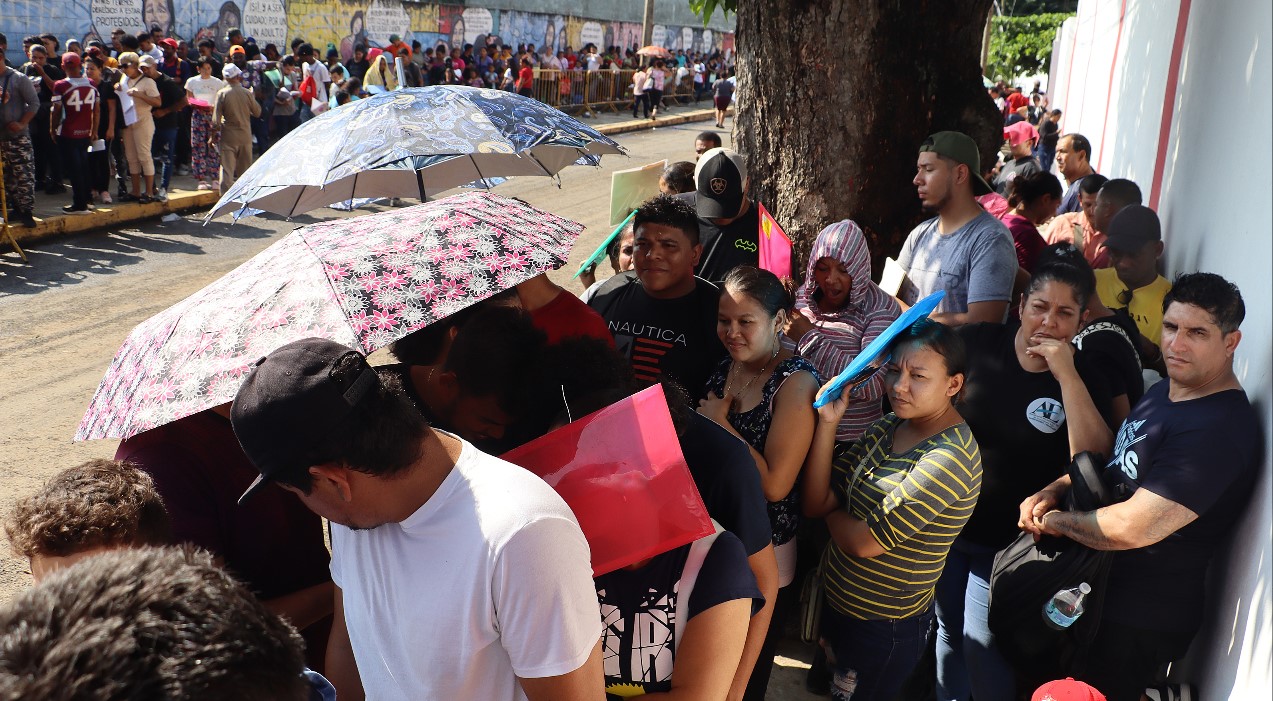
[297,43,329,122]
[232,338,605,701]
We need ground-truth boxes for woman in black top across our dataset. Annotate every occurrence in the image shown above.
[935,255,1115,701]
[1039,243,1145,424]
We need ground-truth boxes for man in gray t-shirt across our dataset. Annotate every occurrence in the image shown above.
[900,131,1017,325]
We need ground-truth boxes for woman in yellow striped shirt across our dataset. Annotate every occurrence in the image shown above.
[803,320,983,701]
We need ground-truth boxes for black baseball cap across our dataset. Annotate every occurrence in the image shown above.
[693,147,747,219]
[919,131,993,196]
[231,338,381,505]
[1103,204,1161,253]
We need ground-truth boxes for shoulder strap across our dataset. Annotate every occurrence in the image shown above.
[673,519,724,652]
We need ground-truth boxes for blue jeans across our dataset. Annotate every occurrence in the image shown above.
[820,607,934,701]
[934,538,1016,701]
[151,127,178,189]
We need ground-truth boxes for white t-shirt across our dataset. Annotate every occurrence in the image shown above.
[184,75,225,105]
[330,440,601,701]
[303,59,330,103]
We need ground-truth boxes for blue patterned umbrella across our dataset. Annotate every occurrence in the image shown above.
[206,86,625,221]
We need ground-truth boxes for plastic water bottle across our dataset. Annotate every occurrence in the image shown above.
[1042,582,1091,630]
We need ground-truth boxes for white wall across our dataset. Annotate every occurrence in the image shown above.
[1050,1,1272,698]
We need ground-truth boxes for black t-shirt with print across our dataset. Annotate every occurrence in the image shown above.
[1102,382,1260,632]
[596,531,762,699]
[955,322,1113,548]
[680,412,773,557]
[588,271,726,397]
[1074,313,1145,408]
[674,192,762,283]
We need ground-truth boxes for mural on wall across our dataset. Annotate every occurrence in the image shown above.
[2,0,731,66]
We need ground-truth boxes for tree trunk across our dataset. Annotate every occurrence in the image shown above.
[733,0,1002,276]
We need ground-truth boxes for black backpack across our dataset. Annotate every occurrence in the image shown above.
[987,452,1118,686]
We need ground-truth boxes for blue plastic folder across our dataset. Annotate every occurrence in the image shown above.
[812,290,946,408]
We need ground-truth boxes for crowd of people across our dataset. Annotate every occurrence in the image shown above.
[0,27,734,225]
[0,61,1258,701]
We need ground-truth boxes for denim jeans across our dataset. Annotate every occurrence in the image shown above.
[151,127,179,190]
[934,538,1016,701]
[820,607,934,701]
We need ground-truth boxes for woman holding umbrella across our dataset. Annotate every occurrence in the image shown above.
[647,58,667,119]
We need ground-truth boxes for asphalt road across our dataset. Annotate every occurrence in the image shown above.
[0,121,825,700]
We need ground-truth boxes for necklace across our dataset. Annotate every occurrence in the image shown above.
[724,341,781,409]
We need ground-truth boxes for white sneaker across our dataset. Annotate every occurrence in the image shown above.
[156,188,168,202]
[100,191,113,204]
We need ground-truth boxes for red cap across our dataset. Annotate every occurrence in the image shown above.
[1032,678,1107,701]
[61,52,82,67]
[159,37,178,50]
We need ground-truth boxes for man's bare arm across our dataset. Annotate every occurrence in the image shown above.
[1038,487,1198,551]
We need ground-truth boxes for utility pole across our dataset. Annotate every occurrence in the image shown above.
[642,0,655,46]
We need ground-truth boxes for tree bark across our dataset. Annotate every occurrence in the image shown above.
[733,0,1003,275]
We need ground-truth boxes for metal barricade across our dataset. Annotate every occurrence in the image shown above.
[522,68,642,116]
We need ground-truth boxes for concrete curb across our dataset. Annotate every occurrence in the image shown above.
[9,190,220,245]
[6,107,724,248]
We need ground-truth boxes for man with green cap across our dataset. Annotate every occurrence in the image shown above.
[897,130,1017,326]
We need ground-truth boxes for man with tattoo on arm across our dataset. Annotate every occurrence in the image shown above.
[1019,273,1260,701]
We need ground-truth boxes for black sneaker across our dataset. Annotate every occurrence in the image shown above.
[17,211,37,227]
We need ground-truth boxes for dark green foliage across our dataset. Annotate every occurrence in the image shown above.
[987,13,1073,81]
[689,0,734,25]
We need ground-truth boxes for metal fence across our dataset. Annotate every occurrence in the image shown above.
[522,68,706,116]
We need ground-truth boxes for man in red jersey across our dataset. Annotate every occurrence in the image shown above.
[50,51,98,214]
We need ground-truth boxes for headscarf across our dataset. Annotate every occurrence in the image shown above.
[362,53,398,91]
[793,220,901,441]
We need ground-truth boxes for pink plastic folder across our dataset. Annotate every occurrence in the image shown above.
[501,384,713,576]
[758,202,793,278]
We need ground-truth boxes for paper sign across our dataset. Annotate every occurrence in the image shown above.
[500,384,713,576]
[880,257,919,306]
[609,160,666,228]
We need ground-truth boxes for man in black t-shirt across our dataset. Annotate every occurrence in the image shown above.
[1022,273,1260,701]
[589,194,727,395]
[143,59,187,202]
[674,147,760,283]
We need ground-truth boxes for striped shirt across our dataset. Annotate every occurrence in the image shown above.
[794,220,901,442]
[823,415,982,620]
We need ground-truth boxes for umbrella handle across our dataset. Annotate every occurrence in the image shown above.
[573,210,637,279]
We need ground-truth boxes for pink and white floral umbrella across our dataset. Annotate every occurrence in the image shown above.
[76,191,584,441]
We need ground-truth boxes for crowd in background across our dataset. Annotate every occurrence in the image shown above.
[0,25,734,225]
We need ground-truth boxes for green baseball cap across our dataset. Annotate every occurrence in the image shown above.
[919,131,993,196]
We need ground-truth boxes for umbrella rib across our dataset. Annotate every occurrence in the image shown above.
[468,154,487,187]
[525,151,555,178]
[416,168,427,203]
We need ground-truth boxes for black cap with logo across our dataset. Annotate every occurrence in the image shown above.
[693,147,747,219]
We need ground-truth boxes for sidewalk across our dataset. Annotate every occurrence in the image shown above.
[2,103,728,252]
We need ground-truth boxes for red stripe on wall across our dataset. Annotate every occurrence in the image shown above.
[1149,0,1193,210]
[1095,0,1129,171]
